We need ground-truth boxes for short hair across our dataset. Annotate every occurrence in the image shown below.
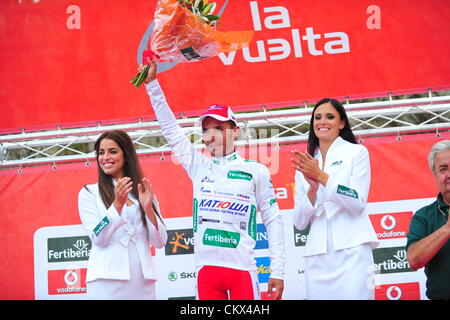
[428,140,450,172]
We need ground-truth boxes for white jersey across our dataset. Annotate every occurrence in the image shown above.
[146,80,284,279]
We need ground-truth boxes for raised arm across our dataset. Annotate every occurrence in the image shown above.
[142,59,206,178]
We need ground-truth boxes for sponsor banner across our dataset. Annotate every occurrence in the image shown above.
[375,282,421,300]
[369,211,413,240]
[34,225,91,300]
[373,246,414,274]
[255,257,271,284]
[261,291,282,300]
[254,223,268,250]
[165,228,195,256]
[2,136,445,299]
[293,224,311,247]
[2,1,450,131]
[47,236,91,263]
[48,268,87,295]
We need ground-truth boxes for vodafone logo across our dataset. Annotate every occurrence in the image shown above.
[380,215,396,231]
[375,282,420,300]
[386,285,402,300]
[369,212,413,240]
[48,268,87,295]
[64,270,79,286]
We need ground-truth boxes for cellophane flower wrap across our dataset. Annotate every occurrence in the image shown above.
[131,0,254,87]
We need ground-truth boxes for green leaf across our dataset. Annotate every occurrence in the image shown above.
[202,3,213,15]
[205,14,220,21]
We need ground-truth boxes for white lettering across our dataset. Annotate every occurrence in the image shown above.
[242,40,267,62]
[366,5,382,30]
[66,5,81,30]
[303,27,323,56]
[275,187,288,199]
[263,6,290,29]
[267,38,291,60]
[324,32,350,54]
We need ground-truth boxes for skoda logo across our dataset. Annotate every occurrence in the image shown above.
[168,271,178,281]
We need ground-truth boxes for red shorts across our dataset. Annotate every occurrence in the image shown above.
[196,266,260,300]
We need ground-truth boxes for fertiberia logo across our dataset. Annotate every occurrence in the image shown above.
[47,236,91,263]
[373,247,414,274]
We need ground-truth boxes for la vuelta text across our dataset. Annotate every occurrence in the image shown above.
[179,304,270,317]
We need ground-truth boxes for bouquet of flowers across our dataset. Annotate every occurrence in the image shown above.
[131,0,254,87]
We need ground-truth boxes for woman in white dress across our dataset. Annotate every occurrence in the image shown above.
[78,130,167,299]
[291,98,379,300]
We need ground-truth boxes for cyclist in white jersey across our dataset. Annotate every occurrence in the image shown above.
[141,59,285,300]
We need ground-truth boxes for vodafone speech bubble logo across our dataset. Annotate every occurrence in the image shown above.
[380,215,396,231]
[64,270,79,286]
[386,285,402,300]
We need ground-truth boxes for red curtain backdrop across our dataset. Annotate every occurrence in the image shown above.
[1,0,450,131]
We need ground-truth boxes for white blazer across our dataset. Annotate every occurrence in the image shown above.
[293,137,379,256]
[78,183,167,282]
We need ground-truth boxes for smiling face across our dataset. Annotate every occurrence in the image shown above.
[202,117,239,157]
[313,102,345,144]
[97,138,125,179]
[433,149,450,204]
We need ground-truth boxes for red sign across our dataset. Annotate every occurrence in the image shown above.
[47,268,87,295]
[369,211,413,240]
[1,0,450,131]
[375,282,421,300]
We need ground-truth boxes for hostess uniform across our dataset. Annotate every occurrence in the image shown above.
[293,136,379,299]
[145,80,285,291]
[78,183,167,299]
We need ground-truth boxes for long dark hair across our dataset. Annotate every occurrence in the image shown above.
[307,98,357,156]
[93,130,161,227]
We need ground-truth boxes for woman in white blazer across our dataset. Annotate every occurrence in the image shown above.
[291,98,379,299]
[78,130,167,299]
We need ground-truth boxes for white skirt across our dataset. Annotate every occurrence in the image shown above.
[304,223,375,300]
[87,243,156,300]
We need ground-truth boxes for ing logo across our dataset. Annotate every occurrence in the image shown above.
[165,229,195,255]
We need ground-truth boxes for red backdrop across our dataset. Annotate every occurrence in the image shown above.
[1,0,450,132]
[1,132,447,299]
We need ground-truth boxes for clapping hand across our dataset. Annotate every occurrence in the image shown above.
[113,177,133,214]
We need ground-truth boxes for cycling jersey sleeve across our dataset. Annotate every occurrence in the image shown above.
[145,79,206,178]
[256,166,285,280]
[265,215,285,280]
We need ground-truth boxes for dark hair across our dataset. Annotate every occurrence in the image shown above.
[307,98,357,156]
[93,130,161,227]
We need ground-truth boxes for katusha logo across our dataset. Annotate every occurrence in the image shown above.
[165,229,195,255]
[369,212,413,240]
[375,282,420,300]
[48,268,87,295]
